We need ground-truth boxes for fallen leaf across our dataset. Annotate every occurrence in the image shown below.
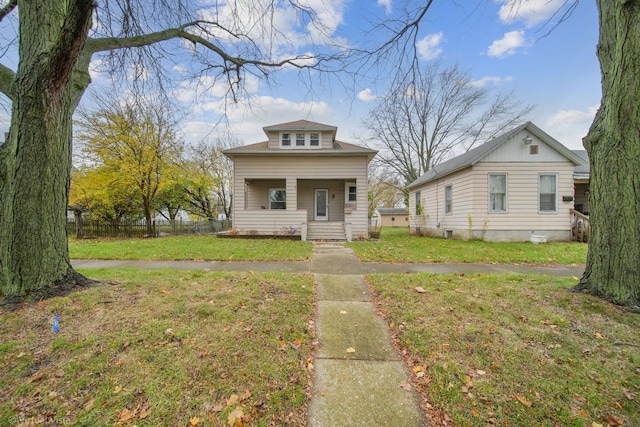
[590,423,603,427]
[595,332,604,339]
[114,385,123,394]
[239,389,252,402]
[227,394,239,406]
[160,289,171,294]
[54,369,65,378]
[165,328,173,336]
[118,407,133,422]
[244,326,252,332]
[414,286,427,293]
[346,347,356,354]
[515,394,532,407]
[476,370,486,376]
[400,381,412,391]
[28,372,45,383]
[603,414,624,426]
[228,406,245,427]
[190,416,200,425]
[139,405,151,419]
[290,339,302,350]
[340,310,348,314]
[212,403,225,412]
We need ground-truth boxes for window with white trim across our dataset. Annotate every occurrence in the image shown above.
[345,181,356,203]
[444,185,452,214]
[488,174,507,213]
[269,188,286,210]
[310,133,320,146]
[539,174,557,213]
[281,133,291,146]
[295,133,305,146]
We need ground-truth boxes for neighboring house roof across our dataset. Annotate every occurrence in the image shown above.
[375,208,409,216]
[572,149,590,179]
[406,121,586,190]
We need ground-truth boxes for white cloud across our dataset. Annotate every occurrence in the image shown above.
[357,88,377,102]
[378,0,392,14]
[497,0,566,27]
[544,105,599,149]
[487,30,526,58]
[546,105,598,127]
[416,32,443,61]
[469,75,513,87]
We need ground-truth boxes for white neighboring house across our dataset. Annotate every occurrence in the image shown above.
[223,120,377,241]
[406,122,587,242]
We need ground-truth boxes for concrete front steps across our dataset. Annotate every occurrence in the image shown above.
[306,221,346,241]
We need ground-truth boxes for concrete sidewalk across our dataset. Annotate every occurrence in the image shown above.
[307,243,426,426]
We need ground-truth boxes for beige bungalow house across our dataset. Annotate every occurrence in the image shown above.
[223,120,377,241]
[406,122,586,242]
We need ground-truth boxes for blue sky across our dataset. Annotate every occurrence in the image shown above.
[171,0,601,151]
[0,0,601,152]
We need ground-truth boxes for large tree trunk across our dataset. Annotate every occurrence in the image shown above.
[574,0,640,308]
[0,1,95,300]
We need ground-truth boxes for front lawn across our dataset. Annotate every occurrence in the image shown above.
[0,269,314,426]
[69,235,313,261]
[368,273,640,427]
[349,227,587,265]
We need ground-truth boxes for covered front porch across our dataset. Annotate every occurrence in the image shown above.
[234,178,363,241]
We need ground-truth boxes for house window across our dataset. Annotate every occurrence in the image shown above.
[310,133,320,146]
[444,185,452,214]
[539,174,557,213]
[415,191,422,215]
[269,188,286,210]
[296,133,305,146]
[281,133,291,146]
[488,174,507,213]
[348,185,356,202]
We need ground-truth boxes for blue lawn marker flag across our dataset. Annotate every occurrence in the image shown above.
[53,314,59,333]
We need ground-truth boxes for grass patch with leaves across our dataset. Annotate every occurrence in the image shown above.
[0,269,314,426]
[349,227,587,265]
[367,273,640,427]
[69,235,313,261]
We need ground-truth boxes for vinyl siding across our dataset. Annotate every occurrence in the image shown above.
[472,161,576,232]
[266,130,334,149]
[482,129,570,163]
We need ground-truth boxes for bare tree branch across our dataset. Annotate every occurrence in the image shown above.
[0,0,17,22]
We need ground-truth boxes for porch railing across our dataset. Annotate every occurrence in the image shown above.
[570,209,590,242]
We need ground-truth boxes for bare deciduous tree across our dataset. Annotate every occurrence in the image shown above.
[363,61,531,188]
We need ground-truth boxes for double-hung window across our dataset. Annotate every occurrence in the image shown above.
[310,133,320,146]
[269,189,286,210]
[295,133,305,146]
[415,191,422,215]
[281,133,291,147]
[444,185,453,214]
[488,174,507,213]
[539,174,557,213]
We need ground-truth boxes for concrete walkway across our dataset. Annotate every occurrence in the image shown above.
[307,242,426,426]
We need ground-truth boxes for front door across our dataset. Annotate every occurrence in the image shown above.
[314,189,329,221]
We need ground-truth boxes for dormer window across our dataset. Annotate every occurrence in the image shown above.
[279,132,322,148]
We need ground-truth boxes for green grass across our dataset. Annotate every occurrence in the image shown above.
[349,227,588,264]
[69,235,313,261]
[0,269,314,426]
[367,273,640,427]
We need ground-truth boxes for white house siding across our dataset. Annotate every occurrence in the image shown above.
[410,167,475,239]
[470,161,576,241]
[231,155,369,237]
[409,161,576,242]
[482,129,570,163]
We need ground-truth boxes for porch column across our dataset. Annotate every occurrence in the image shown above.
[286,178,297,211]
